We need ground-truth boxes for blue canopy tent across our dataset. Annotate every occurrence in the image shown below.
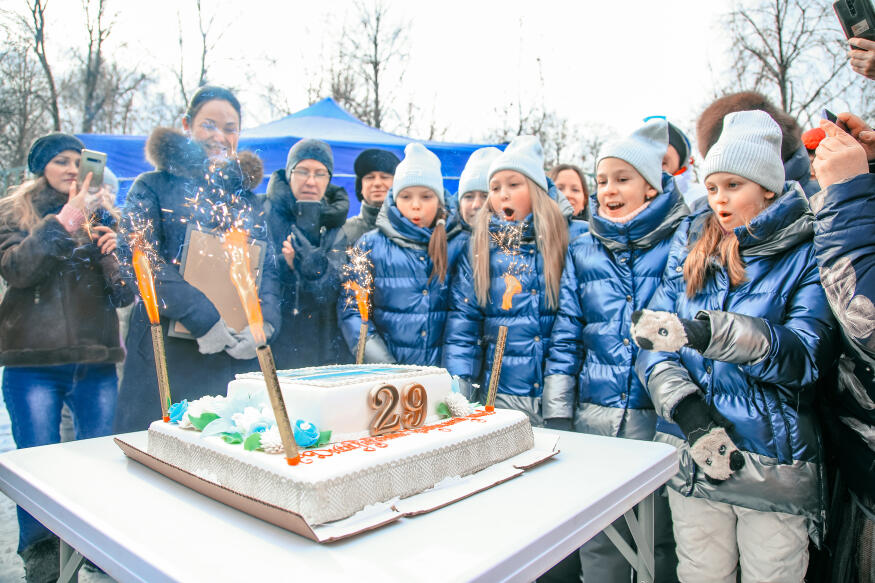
[78,97,501,216]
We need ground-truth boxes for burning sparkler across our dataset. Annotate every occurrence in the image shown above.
[342,247,374,364]
[130,234,172,421]
[223,228,300,465]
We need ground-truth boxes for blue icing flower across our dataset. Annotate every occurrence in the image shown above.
[293,419,320,447]
[168,400,189,424]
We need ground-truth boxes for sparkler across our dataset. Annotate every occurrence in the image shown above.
[342,247,374,364]
[223,228,300,465]
[485,222,528,411]
[130,235,172,421]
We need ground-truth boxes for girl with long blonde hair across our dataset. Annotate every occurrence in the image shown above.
[0,133,132,577]
[443,135,570,425]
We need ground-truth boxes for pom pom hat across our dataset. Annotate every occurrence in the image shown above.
[701,110,785,195]
[392,143,445,205]
[488,135,549,192]
[598,119,669,193]
[458,147,502,195]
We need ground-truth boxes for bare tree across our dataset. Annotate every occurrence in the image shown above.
[27,0,60,131]
[724,0,860,126]
[175,0,225,107]
[0,27,51,172]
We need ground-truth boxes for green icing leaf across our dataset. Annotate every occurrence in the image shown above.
[244,433,263,451]
[437,402,451,418]
[222,432,243,444]
[188,412,219,431]
[317,430,332,446]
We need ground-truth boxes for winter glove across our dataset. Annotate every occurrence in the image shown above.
[289,225,329,279]
[197,319,237,355]
[543,418,574,431]
[673,393,745,482]
[630,310,711,353]
[453,376,476,400]
[225,323,275,360]
[362,334,397,364]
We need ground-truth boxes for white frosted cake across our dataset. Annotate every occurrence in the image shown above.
[145,364,535,526]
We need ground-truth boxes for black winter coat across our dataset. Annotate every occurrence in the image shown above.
[263,169,352,368]
[114,128,281,432]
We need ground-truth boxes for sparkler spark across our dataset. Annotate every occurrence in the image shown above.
[490,222,527,278]
[342,247,374,321]
[223,228,266,346]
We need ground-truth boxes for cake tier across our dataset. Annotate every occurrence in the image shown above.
[147,408,533,525]
[228,364,453,442]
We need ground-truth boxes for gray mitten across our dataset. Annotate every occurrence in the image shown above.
[362,334,397,364]
[543,418,573,431]
[630,310,711,353]
[226,323,274,360]
[196,319,237,355]
[673,394,745,482]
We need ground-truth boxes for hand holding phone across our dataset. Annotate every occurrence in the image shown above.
[821,108,848,132]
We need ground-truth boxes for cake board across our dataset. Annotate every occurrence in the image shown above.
[114,433,560,543]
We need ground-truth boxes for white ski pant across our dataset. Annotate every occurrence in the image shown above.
[667,488,808,583]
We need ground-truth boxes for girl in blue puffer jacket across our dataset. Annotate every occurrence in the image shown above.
[338,143,465,366]
[443,135,572,425]
[632,111,837,582]
[544,120,688,583]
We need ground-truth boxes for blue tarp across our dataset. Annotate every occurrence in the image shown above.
[78,97,501,216]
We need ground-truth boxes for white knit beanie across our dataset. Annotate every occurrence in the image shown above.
[701,110,784,194]
[392,143,445,204]
[488,135,548,192]
[597,119,668,193]
[458,147,502,195]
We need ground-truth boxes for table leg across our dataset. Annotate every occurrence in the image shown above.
[58,539,85,583]
[603,493,656,583]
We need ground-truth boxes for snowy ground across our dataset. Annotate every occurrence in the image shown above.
[0,369,114,582]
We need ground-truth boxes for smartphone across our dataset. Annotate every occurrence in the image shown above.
[77,149,106,189]
[822,108,849,131]
[834,0,875,47]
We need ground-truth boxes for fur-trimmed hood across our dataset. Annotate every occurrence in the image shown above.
[145,127,263,191]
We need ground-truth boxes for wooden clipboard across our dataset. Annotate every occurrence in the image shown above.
[168,225,267,339]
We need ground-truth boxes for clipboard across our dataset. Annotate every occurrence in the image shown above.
[168,225,267,340]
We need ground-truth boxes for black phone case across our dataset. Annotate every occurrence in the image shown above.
[834,0,875,42]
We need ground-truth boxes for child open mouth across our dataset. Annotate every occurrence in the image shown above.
[502,207,516,220]
[606,201,625,212]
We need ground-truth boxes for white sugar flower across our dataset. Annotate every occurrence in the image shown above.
[259,426,284,454]
[445,392,471,417]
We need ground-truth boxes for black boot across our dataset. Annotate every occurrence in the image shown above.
[20,536,60,583]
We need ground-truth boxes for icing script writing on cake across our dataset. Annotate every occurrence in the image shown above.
[368,383,428,436]
[299,409,494,464]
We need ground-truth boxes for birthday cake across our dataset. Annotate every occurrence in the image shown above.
[145,364,535,526]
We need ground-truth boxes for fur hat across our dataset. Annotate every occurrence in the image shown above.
[392,143,444,204]
[286,138,333,177]
[598,119,669,193]
[701,110,785,194]
[458,147,502,195]
[28,133,85,176]
[696,91,802,162]
[353,148,401,201]
[488,135,548,191]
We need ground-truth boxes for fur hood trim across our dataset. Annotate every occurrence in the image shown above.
[145,127,263,190]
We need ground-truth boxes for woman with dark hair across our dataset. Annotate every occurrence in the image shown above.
[548,163,589,238]
[0,133,133,579]
[114,85,281,433]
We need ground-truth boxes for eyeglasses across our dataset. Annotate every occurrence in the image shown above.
[291,169,330,181]
[198,121,240,136]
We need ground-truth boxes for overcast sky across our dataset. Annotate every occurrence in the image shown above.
[9,0,736,150]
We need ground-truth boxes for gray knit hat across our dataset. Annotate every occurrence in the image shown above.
[488,135,548,192]
[598,119,668,193]
[286,138,333,177]
[392,143,445,204]
[458,147,502,195]
[701,110,784,194]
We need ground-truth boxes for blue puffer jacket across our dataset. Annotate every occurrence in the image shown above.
[811,173,875,504]
[784,145,820,197]
[636,182,836,542]
[443,185,573,425]
[338,190,466,366]
[545,174,688,438]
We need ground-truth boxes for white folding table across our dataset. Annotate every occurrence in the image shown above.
[0,428,677,582]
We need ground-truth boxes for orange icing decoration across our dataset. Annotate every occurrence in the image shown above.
[295,409,495,465]
[132,246,160,324]
[344,281,370,322]
[501,274,522,310]
[222,228,266,345]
